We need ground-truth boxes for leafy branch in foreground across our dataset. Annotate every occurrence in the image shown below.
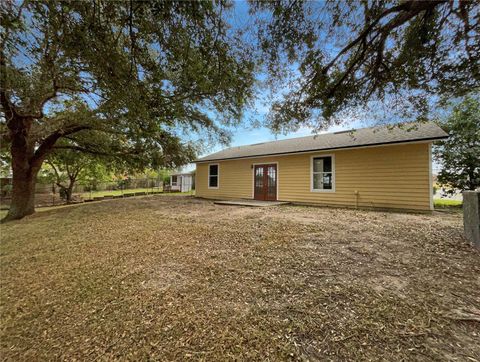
[252,0,480,132]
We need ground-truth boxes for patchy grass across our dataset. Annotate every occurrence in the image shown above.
[80,189,194,199]
[1,197,479,360]
[434,198,463,209]
[0,191,195,215]
[79,190,194,201]
[80,187,162,198]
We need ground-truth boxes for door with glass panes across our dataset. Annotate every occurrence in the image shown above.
[254,164,277,201]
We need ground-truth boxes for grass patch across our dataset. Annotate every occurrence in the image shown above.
[1,197,478,360]
[0,192,195,219]
[80,188,195,199]
[434,198,463,208]
[80,187,162,198]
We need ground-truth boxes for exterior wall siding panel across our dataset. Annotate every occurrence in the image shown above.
[195,143,432,211]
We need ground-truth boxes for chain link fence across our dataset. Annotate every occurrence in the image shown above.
[0,177,194,209]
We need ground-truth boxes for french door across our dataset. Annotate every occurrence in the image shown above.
[254,164,277,201]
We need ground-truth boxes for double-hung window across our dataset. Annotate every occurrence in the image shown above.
[312,155,334,191]
[208,164,219,188]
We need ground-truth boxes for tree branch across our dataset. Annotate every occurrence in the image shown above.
[31,125,92,167]
[308,0,447,102]
[51,145,113,156]
[320,1,446,76]
[0,45,19,124]
[46,159,62,185]
[51,144,146,158]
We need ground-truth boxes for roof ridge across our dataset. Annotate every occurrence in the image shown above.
[195,121,446,162]
[222,121,423,151]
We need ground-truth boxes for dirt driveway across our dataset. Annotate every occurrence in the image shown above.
[1,196,479,360]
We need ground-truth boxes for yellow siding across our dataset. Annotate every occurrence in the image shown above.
[196,142,432,211]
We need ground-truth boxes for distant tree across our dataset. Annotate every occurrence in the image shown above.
[0,1,255,221]
[434,96,480,193]
[251,1,480,132]
[45,147,110,203]
[155,169,173,187]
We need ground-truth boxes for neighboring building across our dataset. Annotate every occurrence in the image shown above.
[194,122,448,211]
[170,172,194,192]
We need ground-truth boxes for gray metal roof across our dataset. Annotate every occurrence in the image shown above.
[195,122,447,162]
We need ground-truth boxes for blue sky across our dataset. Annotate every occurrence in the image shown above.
[179,1,370,172]
[180,1,447,174]
[182,115,366,173]
[199,111,366,156]
[184,116,442,173]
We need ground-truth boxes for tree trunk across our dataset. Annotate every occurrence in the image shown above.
[3,166,39,221]
[2,116,43,222]
[56,177,76,204]
[467,168,477,191]
[66,179,75,203]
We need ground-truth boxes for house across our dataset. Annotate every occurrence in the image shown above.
[194,122,448,211]
[169,172,194,192]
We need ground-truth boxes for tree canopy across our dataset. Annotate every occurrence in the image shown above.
[45,145,110,203]
[434,96,480,193]
[0,0,255,220]
[252,0,480,132]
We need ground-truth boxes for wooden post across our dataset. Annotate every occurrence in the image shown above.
[463,191,480,247]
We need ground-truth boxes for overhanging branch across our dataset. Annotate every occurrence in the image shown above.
[309,0,447,99]
[31,125,92,167]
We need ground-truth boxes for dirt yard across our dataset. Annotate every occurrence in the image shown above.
[1,196,479,360]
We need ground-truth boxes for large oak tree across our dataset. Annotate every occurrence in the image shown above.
[0,1,255,221]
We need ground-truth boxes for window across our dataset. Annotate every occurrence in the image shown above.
[171,175,178,186]
[208,164,219,188]
[312,155,334,191]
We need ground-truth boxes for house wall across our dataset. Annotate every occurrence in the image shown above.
[180,175,193,192]
[170,175,194,192]
[195,142,432,211]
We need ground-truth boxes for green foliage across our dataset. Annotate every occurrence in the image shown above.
[158,168,171,179]
[434,199,463,209]
[252,1,480,132]
[1,0,255,170]
[434,96,480,192]
[37,167,56,185]
[45,139,126,199]
[1,0,256,219]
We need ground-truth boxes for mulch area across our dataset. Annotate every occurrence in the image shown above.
[1,196,479,360]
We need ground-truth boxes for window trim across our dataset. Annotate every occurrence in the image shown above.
[208,163,219,189]
[310,154,335,193]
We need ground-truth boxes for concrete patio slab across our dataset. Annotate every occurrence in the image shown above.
[214,200,289,207]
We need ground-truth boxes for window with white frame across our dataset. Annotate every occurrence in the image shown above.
[312,156,334,191]
[171,175,178,186]
[208,164,219,188]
